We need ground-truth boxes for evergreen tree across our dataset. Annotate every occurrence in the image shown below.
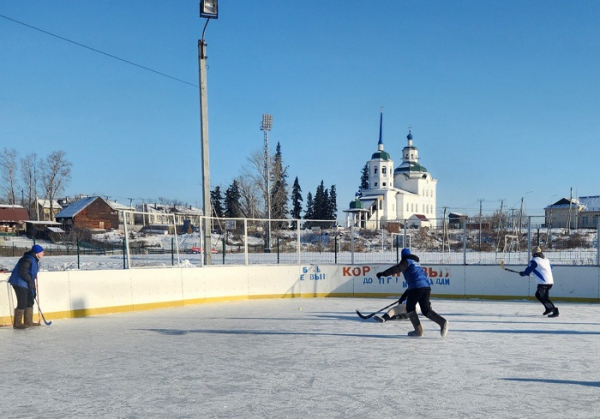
[291,177,303,228]
[210,186,224,218]
[313,181,326,220]
[359,163,369,193]
[304,192,314,221]
[328,184,337,225]
[271,142,289,227]
[224,180,242,218]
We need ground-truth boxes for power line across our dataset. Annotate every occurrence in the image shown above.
[0,13,198,88]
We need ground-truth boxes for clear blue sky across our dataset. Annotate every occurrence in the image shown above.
[2,1,599,220]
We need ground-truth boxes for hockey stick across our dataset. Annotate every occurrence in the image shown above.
[34,298,52,326]
[500,261,521,274]
[356,300,399,319]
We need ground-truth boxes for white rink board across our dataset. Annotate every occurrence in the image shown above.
[1,263,600,324]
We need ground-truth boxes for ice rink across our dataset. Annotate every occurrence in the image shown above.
[1,297,599,418]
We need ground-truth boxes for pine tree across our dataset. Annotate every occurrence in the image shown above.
[314,181,326,220]
[328,184,337,226]
[291,177,303,228]
[359,163,369,193]
[305,191,314,222]
[224,180,242,218]
[271,142,289,228]
[210,186,224,218]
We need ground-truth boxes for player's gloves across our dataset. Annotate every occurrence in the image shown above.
[519,272,525,277]
[376,272,384,279]
[30,287,36,299]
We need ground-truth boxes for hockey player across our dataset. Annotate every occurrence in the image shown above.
[373,290,409,322]
[520,246,559,318]
[376,248,448,337]
[8,244,44,329]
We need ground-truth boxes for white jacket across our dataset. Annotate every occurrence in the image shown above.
[525,256,554,285]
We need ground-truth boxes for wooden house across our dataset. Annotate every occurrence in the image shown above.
[0,204,30,235]
[55,196,119,231]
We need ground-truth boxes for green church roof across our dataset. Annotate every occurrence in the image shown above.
[371,150,391,160]
[394,162,428,174]
[349,199,364,209]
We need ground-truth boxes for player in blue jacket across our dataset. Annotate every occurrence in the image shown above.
[8,244,44,329]
[520,246,559,317]
[376,248,448,337]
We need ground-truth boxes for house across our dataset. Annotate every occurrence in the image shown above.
[134,203,202,232]
[35,198,62,221]
[544,196,600,229]
[448,212,468,228]
[55,196,119,231]
[0,204,29,235]
[407,214,431,228]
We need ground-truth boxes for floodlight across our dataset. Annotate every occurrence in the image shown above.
[200,0,218,19]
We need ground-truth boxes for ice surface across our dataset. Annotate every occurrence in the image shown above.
[0,298,598,418]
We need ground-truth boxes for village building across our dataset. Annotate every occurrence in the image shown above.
[0,204,30,235]
[55,196,119,232]
[544,196,600,229]
[35,198,62,221]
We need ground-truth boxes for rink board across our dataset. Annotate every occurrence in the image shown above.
[1,264,599,325]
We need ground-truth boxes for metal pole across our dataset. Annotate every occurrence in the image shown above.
[199,37,212,265]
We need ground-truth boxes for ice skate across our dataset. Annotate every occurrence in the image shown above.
[548,308,559,318]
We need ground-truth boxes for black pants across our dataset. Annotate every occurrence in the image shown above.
[535,284,555,310]
[406,287,432,316]
[12,285,34,310]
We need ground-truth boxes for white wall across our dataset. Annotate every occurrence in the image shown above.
[1,263,599,325]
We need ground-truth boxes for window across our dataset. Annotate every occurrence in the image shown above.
[374,182,378,187]
[374,167,378,174]
[383,182,386,187]
[382,167,386,174]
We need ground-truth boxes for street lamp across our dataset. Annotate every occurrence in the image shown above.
[198,0,218,265]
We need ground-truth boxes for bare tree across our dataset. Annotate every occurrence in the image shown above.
[240,149,269,218]
[1,148,19,204]
[40,151,72,220]
[20,152,39,218]
[235,175,261,218]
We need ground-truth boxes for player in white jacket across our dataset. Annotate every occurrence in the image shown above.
[520,246,559,317]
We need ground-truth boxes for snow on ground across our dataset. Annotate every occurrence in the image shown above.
[1,298,598,418]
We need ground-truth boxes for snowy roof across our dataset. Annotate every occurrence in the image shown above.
[24,220,61,226]
[36,198,62,209]
[545,196,600,212]
[55,196,104,219]
[108,201,132,211]
[580,196,600,212]
[47,226,65,233]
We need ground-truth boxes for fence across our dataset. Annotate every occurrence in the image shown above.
[0,213,598,271]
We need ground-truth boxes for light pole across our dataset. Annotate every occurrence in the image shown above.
[198,0,218,265]
[261,114,273,252]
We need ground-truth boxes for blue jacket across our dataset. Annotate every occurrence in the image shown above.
[8,251,39,290]
[380,254,431,290]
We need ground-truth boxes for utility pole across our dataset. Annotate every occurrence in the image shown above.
[478,199,483,251]
[198,0,219,264]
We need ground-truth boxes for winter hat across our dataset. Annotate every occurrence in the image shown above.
[533,246,542,254]
[32,244,44,254]
[401,248,412,258]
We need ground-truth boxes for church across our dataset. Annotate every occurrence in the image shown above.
[344,111,438,230]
